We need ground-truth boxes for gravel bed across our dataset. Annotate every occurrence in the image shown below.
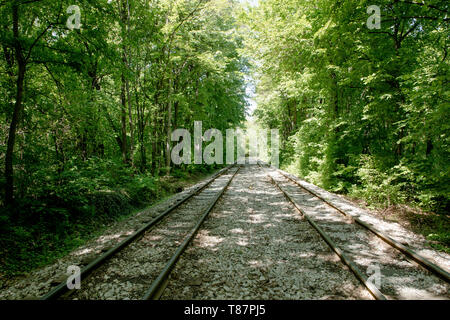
[0,168,227,300]
[161,164,372,300]
[3,163,446,300]
[271,168,449,300]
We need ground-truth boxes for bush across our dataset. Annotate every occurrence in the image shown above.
[350,155,405,208]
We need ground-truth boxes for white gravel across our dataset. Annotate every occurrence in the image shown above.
[162,165,372,300]
[66,167,239,300]
[2,164,447,300]
[278,168,450,272]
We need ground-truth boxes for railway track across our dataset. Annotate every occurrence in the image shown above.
[41,165,239,300]
[36,162,448,300]
[258,162,449,300]
[158,164,372,300]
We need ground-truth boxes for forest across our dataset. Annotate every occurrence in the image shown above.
[246,0,449,248]
[0,0,248,275]
[0,0,449,277]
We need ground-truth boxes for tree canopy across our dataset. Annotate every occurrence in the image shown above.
[1,0,248,203]
[244,0,449,213]
[0,0,248,274]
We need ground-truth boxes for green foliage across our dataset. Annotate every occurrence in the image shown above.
[0,1,248,274]
[0,158,150,274]
[0,156,219,276]
[350,155,405,208]
[406,210,450,253]
[246,0,449,218]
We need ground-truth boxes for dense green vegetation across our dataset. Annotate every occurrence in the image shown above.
[0,0,247,275]
[244,0,449,249]
[0,0,448,275]
[245,2,448,208]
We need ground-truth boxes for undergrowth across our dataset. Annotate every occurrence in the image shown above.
[0,158,220,277]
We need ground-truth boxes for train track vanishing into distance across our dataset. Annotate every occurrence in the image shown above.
[38,163,449,300]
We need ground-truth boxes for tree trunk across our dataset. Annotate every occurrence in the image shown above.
[165,77,172,173]
[5,3,26,205]
[127,78,134,165]
[125,0,134,165]
[121,74,128,164]
[5,63,25,204]
[119,0,130,165]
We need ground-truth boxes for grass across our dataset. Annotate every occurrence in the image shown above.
[397,206,450,253]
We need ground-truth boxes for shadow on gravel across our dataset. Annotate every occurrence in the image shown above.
[162,165,371,300]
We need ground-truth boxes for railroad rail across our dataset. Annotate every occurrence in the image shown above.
[37,162,448,300]
[142,166,241,300]
[41,164,236,300]
[258,161,449,300]
[275,168,450,283]
[257,162,386,300]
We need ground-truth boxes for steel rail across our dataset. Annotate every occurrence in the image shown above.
[257,162,387,300]
[142,166,241,300]
[40,164,235,300]
[272,166,450,283]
